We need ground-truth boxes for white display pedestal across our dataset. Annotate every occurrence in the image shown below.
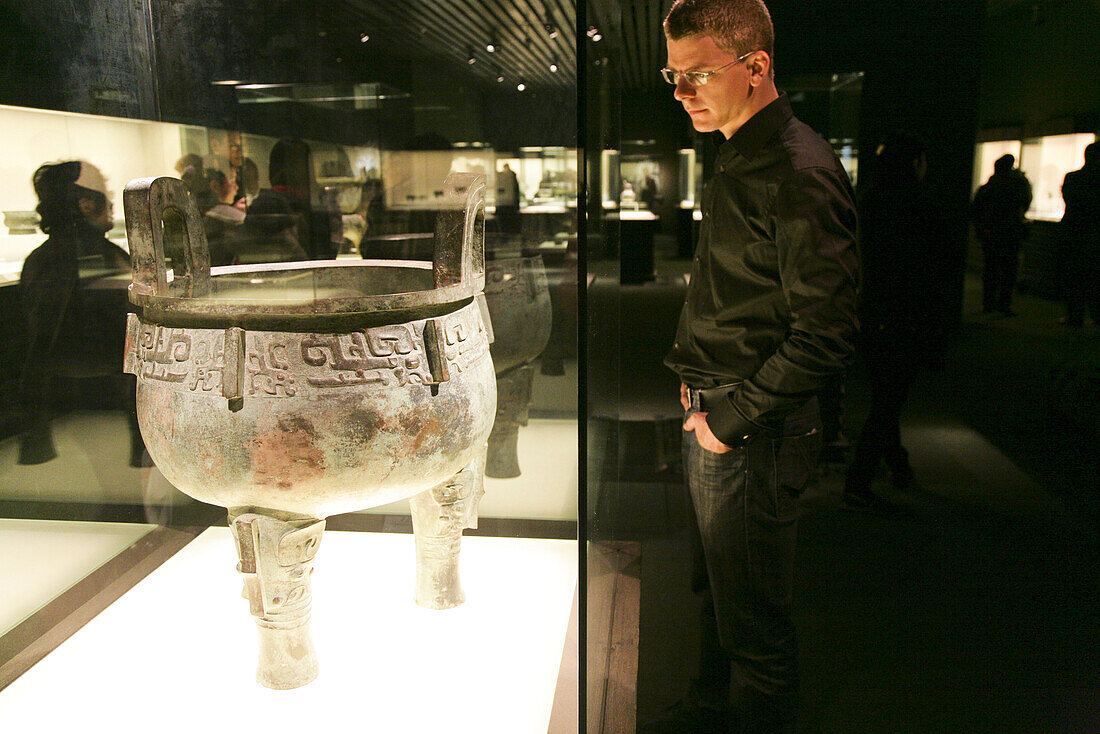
[0,529,577,732]
[0,518,154,636]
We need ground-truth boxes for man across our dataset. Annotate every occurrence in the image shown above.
[656,1,859,731]
[1058,142,1100,326]
[972,154,1032,316]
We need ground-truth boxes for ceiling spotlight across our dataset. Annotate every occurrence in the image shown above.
[496,69,505,83]
[486,38,498,53]
[549,59,559,73]
[545,23,559,39]
[517,81,526,92]
[359,32,370,43]
[587,26,602,42]
[467,48,477,64]
[468,56,477,64]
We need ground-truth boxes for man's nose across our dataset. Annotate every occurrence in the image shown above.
[673,78,695,101]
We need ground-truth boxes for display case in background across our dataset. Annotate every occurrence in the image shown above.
[973,132,1096,297]
[0,0,581,728]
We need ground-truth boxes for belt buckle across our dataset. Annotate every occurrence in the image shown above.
[689,388,704,412]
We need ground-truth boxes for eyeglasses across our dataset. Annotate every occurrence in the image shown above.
[660,50,755,86]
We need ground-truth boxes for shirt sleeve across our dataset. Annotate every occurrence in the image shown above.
[706,166,860,445]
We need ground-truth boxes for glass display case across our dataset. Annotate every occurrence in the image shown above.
[600,149,621,209]
[678,148,699,210]
[0,0,581,728]
[1020,133,1096,221]
[518,146,578,211]
[973,133,1096,221]
[381,148,497,210]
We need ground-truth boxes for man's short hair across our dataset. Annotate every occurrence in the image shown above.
[994,154,1015,174]
[663,0,775,59]
[1084,142,1098,166]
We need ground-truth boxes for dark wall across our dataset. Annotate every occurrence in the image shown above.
[2,0,158,119]
[612,0,987,323]
[979,0,1100,135]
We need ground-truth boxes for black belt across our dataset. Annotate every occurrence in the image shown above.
[687,382,741,412]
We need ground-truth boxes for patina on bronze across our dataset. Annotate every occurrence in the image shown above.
[122,173,496,689]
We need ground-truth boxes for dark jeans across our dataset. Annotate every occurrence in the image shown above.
[981,240,1020,312]
[847,326,919,491]
[1061,244,1100,325]
[683,399,822,729]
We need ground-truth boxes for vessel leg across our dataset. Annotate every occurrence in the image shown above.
[229,510,326,689]
[410,450,486,609]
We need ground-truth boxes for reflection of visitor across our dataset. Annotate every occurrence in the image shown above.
[496,163,521,234]
[19,160,142,465]
[203,168,246,265]
[207,128,248,205]
[222,189,309,265]
[641,171,659,210]
[269,138,335,260]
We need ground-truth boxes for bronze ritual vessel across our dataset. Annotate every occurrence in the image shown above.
[122,173,496,689]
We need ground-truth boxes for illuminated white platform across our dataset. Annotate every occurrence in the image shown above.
[0,529,577,732]
[0,519,154,636]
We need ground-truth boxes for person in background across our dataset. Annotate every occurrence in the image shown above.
[207,128,247,205]
[268,137,336,260]
[203,167,246,266]
[496,162,521,235]
[18,160,142,465]
[843,132,947,513]
[1057,142,1100,327]
[972,153,1032,316]
[656,0,859,731]
[223,188,309,266]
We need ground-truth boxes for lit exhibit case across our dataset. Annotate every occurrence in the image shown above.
[517,146,578,252]
[381,148,497,210]
[0,0,580,725]
[973,133,1096,221]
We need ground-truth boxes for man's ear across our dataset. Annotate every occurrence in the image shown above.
[747,51,772,85]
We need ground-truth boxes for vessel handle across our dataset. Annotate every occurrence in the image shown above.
[433,172,486,293]
[123,176,211,300]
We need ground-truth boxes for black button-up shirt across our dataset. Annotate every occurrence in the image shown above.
[665,94,860,445]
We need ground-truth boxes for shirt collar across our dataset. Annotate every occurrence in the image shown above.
[721,92,793,161]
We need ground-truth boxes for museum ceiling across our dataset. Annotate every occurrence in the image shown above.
[322,0,582,90]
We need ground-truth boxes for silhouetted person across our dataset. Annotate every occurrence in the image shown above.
[1058,142,1100,327]
[18,160,142,465]
[972,154,1032,316]
[844,132,947,512]
[496,162,521,234]
[640,170,659,210]
[222,188,309,265]
[268,137,335,260]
